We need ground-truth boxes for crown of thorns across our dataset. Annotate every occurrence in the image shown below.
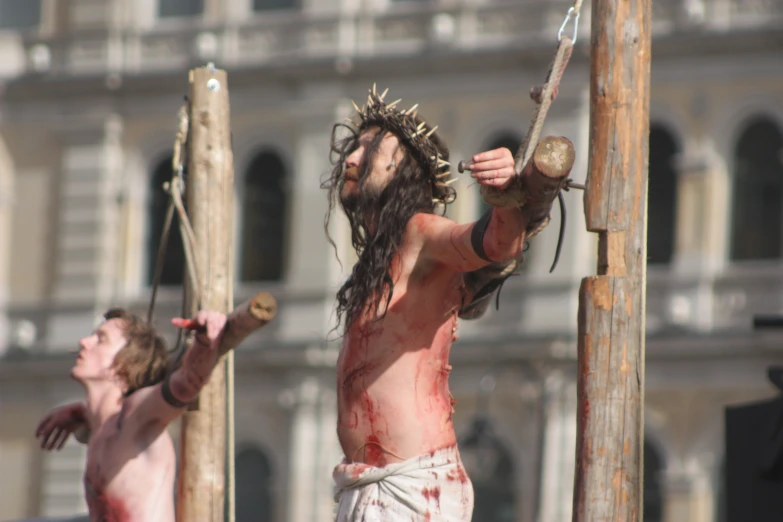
[348,85,457,206]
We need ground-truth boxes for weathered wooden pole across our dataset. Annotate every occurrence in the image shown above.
[572,0,651,521]
[177,64,235,522]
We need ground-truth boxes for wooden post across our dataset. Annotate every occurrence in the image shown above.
[572,1,651,521]
[177,65,235,522]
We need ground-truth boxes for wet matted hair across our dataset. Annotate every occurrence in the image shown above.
[322,86,458,332]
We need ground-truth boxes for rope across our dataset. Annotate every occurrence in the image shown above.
[515,0,583,172]
[147,96,238,518]
[147,100,203,368]
[510,1,585,274]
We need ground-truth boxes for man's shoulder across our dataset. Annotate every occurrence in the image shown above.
[406,212,457,237]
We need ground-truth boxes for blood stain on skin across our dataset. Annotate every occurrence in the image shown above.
[364,434,387,467]
[86,477,131,522]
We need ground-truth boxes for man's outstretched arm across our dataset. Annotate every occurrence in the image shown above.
[411,147,530,272]
[123,310,226,434]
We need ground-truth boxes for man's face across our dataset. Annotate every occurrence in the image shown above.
[340,126,405,209]
[71,318,127,387]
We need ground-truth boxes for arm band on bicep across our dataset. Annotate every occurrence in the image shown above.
[471,209,494,262]
[161,373,189,409]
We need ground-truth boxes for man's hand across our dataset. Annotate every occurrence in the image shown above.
[35,403,88,451]
[172,309,226,353]
[169,310,228,396]
[466,147,516,190]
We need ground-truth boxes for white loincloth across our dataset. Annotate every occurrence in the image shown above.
[333,444,474,522]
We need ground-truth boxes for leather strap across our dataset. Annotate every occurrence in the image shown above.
[161,373,189,409]
[470,209,494,262]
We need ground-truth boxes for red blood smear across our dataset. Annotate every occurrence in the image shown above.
[364,434,387,467]
[90,492,131,522]
[446,466,469,484]
[422,486,441,510]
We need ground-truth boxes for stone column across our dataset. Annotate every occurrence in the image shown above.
[669,138,729,330]
[673,139,729,274]
[537,371,577,522]
[662,465,716,522]
[282,374,340,522]
[0,138,14,355]
[47,115,124,350]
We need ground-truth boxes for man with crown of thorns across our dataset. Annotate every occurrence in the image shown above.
[322,85,565,521]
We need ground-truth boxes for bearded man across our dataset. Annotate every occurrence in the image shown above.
[322,87,568,521]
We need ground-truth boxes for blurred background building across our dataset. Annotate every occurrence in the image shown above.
[0,0,781,521]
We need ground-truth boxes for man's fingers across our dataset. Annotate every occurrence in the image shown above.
[171,318,206,332]
[478,176,513,189]
[42,429,57,450]
[472,167,516,180]
[469,158,514,172]
[472,147,513,163]
[35,419,48,437]
[56,430,70,450]
[47,428,63,451]
[40,425,56,448]
[206,313,227,346]
[174,312,226,345]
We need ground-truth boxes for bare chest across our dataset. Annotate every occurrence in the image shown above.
[84,427,135,521]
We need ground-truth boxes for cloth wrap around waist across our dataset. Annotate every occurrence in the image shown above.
[333,444,474,522]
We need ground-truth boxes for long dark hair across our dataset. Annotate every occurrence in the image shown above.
[322,121,453,332]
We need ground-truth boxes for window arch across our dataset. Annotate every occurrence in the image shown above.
[459,418,516,522]
[254,0,298,11]
[647,124,680,264]
[729,116,783,261]
[147,157,185,286]
[644,439,665,522]
[0,0,41,29]
[159,0,204,18]
[235,445,274,522]
[240,150,289,282]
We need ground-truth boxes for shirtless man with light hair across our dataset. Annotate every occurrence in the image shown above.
[323,87,568,521]
[35,308,228,522]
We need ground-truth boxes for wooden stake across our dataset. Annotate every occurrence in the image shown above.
[572,1,651,521]
[177,65,235,522]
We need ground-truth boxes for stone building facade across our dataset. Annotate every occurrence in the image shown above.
[0,1,781,521]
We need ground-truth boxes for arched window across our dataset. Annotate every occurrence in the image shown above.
[647,125,680,264]
[241,150,288,282]
[478,132,524,217]
[0,0,41,29]
[159,0,204,18]
[644,440,665,522]
[147,157,186,286]
[459,418,516,522]
[254,0,297,11]
[236,446,273,522]
[730,117,783,261]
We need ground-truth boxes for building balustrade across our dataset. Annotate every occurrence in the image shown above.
[7,0,781,79]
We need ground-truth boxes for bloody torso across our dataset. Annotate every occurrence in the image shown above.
[336,244,465,467]
[83,412,176,522]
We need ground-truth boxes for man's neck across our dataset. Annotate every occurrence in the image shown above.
[84,383,125,429]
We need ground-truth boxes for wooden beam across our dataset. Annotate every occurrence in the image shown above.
[176,65,235,522]
[572,0,651,521]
